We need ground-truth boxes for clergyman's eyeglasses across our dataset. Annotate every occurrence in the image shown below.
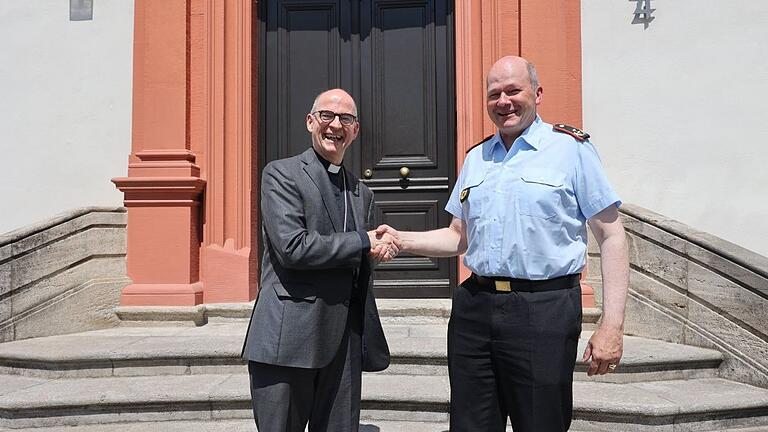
[313,110,357,126]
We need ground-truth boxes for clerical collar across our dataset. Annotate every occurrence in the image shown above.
[314,150,343,174]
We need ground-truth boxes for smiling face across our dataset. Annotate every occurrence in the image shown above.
[306,89,359,165]
[486,57,543,146]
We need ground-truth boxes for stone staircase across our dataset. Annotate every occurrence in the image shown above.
[1,300,768,431]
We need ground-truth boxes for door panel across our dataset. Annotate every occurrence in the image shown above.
[260,0,455,297]
[264,0,351,162]
[360,0,455,297]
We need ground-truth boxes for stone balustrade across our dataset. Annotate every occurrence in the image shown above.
[588,203,768,388]
[0,207,130,342]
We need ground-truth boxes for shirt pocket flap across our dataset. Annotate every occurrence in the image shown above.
[462,171,488,189]
[520,169,565,187]
[273,283,317,302]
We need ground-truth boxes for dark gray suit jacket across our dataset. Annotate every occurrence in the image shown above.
[242,148,389,371]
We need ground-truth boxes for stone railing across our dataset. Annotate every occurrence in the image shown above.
[0,207,130,342]
[602,204,768,388]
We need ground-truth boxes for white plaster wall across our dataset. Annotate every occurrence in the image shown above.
[582,0,768,257]
[0,1,133,234]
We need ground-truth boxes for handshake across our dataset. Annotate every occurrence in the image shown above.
[366,225,401,262]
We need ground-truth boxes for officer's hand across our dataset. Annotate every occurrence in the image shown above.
[368,230,401,262]
[582,324,623,376]
[375,224,400,240]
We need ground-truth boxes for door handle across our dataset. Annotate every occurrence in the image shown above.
[363,169,373,179]
[399,166,410,179]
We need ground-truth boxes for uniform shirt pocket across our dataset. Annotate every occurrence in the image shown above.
[518,169,567,220]
[461,172,488,220]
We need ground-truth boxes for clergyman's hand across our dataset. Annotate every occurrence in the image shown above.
[374,224,402,262]
[367,229,401,262]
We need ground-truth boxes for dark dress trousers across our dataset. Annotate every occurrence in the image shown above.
[242,148,389,432]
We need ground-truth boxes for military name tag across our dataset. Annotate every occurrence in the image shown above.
[460,188,469,203]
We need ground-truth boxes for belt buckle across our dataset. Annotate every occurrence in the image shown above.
[494,280,511,292]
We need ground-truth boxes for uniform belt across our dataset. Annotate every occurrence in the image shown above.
[470,273,581,293]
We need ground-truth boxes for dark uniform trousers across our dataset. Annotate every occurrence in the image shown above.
[248,300,363,432]
[448,276,582,432]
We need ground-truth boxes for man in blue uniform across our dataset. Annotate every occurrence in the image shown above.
[376,56,629,431]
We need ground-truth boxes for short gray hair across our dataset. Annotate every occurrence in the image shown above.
[310,93,322,113]
[526,61,539,90]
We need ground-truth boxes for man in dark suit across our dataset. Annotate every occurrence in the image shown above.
[242,89,399,432]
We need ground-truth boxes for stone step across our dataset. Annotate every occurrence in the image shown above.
[381,326,723,383]
[1,374,767,430]
[115,299,602,328]
[0,421,602,432]
[0,324,721,382]
[0,320,722,383]
[0,420,763,432]
[0,419,449,432]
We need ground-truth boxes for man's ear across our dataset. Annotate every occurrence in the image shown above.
[306,114,314,132]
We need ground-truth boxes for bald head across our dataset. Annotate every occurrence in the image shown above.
[487,56,539,91]
[306,88,360,165]
[485,56,543,147]
[311,89,358,117]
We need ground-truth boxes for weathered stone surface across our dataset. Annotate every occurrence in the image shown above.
[377,299,452,318]
[684,300,768,388]
[623,215,691,262]
[610,207,768,390]
[1,420,258,432]
[1,208,126,252]
[9,257,125,317]
[629,269,691,322]
[0,266,11,297]
[0,301,10,334]
[621,204,768,295]
[628,234,689,291]
[687,261,768,335]
[685,240,768,295]
[0,209,127,343]
[0,419,474,432]
[7,226,125,294]
[624,293,687,345]
[6,276,128,343]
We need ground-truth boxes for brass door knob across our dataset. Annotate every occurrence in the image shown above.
[399,166,410,179]
[363,169,373,179]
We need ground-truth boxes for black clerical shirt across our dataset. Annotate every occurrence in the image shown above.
[313,150,371,254]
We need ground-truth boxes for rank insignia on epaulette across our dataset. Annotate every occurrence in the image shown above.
[460,188,469,203]
[553,124,590,141]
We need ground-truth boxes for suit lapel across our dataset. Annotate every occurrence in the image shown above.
[301,148,343,232]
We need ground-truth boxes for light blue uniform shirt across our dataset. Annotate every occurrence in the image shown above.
[446,116,621,280]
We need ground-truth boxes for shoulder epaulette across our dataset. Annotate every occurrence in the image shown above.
[553,124,590,142]
[466,134,495,154]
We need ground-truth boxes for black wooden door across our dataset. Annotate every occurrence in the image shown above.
[259,0,455,297]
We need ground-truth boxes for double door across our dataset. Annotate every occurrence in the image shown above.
[260,0,456,297]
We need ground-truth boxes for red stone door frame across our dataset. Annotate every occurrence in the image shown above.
[114,0,591,307]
